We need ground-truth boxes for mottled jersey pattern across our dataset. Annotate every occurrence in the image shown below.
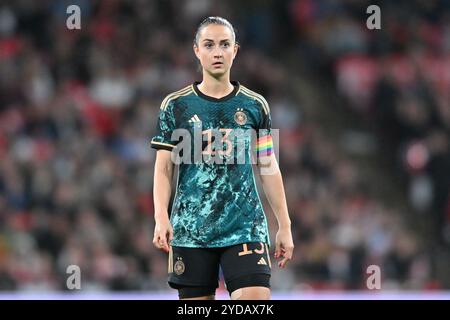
[151,81,273,248]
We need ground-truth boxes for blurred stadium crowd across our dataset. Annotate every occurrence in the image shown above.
[0,0,448,293]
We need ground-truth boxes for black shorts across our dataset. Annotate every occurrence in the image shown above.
[168,242,271,299]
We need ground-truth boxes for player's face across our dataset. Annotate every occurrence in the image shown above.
[194,24,238,78]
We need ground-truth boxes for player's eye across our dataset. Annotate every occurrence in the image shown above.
[221,42,230,48]
[204,43,213,49]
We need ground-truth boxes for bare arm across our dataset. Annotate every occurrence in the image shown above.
[152,149,175,253]
[258,153,294,268]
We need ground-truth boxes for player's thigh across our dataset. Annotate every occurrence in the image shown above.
[168,246,220,299]
[230,286,270,300]
[220,242,271,299]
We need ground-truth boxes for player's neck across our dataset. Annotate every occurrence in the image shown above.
[197,74,234,99]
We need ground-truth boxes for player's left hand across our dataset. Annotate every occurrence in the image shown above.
[274,227,294,268]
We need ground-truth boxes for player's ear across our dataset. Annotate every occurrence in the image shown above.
[233,42,239,58]
[193,44,200,60]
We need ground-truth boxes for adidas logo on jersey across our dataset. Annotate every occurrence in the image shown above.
[257,257,267,265]
[188,114,201,123]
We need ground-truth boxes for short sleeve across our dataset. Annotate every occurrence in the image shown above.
[256,103,273,158]
[150,100,178,151]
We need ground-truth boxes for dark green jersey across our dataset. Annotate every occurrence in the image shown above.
[151,81,273,248]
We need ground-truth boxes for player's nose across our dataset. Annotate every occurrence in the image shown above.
[213,48,223,58]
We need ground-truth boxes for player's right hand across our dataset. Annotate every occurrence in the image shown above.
[153,218,173,253]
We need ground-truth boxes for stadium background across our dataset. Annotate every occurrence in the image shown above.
[0,0,449,298]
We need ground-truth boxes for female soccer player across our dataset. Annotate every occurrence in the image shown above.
[151,16,294,300]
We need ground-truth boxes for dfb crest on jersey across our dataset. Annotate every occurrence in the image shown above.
[174,257,185,275]
[234,108,247,125]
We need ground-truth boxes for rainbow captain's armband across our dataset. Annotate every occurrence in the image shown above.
[257,134,273,158]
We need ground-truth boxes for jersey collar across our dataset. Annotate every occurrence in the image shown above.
[193,81,240,102]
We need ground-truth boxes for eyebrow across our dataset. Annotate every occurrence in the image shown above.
[202,39,231,42]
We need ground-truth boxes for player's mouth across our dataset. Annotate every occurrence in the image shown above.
[212,62,224,68]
